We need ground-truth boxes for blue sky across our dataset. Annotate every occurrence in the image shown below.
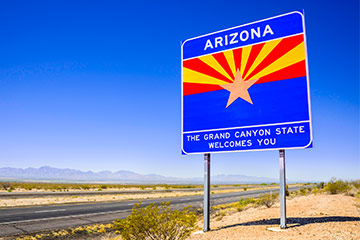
[0,0,358,182]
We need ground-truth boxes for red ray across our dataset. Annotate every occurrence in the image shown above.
[255,60,306,84]
[233,48,242,72]
[245,34,304,80]
[183,58,233,83]
[183,82,223,96]
[242,42,265,78]
[212,52,235,80]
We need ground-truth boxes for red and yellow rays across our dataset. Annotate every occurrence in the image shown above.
[183,34,306,96]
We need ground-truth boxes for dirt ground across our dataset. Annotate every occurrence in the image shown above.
[188,194,360,240]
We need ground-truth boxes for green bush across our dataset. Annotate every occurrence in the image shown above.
[256,193,279,208]
[81,185,90,190]
[312,186,320,195]
[317,182,325,189]
[299,187,308,195]
[325,178,351,194]
[351,180,360,189]
[114,202,196,240]
[234,197,255,211]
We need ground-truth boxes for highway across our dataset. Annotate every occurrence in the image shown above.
[0,186,304,237]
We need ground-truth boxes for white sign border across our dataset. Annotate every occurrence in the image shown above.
[181,10,313,155]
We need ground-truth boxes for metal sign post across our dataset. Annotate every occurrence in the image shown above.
[203,153,210,232]
[279,149,287,228]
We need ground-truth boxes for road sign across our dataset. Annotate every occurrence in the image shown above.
[181,10,313,154]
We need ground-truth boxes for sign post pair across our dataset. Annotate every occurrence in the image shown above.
[181,10,312,231]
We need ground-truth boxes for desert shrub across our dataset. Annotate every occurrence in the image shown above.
[299,187,308,195]
[351,180,360,189]
[114,202,196,240]
[256,193,279,208]
[355,191,360,199]
[179,185,196,189]
[285,185,290,196]
[312,186,320,195]
[1,182,11,190]
[345,186,359,197]
[317,182,325,189]
[81,185,90,190]
[234,197,255,211]
[325,178,351,194]
[243,187,247,191]
[214,211,226,221]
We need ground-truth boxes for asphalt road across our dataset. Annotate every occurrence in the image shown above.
[0,186,305,237]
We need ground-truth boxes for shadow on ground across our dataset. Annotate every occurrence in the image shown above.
[216,216,360,230]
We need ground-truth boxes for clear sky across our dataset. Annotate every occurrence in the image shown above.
[0,0,359,182]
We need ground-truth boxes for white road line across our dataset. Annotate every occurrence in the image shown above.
[127,203,133,206]
[35,209,66,213]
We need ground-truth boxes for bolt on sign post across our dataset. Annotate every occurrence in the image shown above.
[181,10,313,231]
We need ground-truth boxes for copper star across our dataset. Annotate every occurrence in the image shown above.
[220,69,259,107]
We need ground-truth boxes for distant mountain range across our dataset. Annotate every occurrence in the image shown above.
[0,166,278,184]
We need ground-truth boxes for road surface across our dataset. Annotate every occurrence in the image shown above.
[0,186,306,237]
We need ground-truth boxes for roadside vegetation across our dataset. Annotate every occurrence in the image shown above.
[9,178,360,240]
[211,193,279,220]
[0,182,275,192]
[0,182,203,192]
[210,178,360,221]
[113,202,197,240]
[13,203,197,240]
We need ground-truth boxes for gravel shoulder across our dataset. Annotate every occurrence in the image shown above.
[189,194,360,240]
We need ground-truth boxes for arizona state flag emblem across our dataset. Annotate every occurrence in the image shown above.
[181,11,313,154]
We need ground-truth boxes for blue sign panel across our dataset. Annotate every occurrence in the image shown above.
[181,11,312,154]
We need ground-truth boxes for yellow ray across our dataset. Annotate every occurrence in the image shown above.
[223,49,236,79]
[249,42,305,80]
[244,38,282,79]
[199,54,233,81]
[240,45,252,77]
[183,67,230,85]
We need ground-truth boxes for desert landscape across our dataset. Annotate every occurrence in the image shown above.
[2,179,359,240]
